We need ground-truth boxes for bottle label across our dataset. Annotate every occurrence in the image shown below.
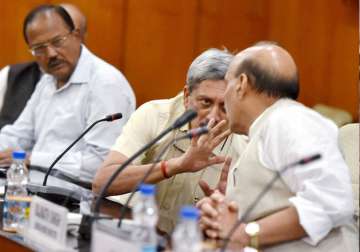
[2,196,31,232]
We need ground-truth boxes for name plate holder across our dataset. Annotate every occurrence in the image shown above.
[24,196,70,251]
[91,218,140,252]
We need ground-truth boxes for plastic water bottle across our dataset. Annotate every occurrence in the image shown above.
[172,206,203,252]
[132,184,158,252]
[2,151,29,232]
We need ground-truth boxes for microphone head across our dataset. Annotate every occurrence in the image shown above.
[172,109,197,129]
[188,126,208,138]
[105,113,123,121]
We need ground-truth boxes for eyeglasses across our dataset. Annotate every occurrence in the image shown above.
[29,31,72,56]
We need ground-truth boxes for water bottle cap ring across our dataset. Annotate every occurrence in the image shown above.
[12,151,26,160]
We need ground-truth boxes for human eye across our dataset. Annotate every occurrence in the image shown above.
[199,98,212,107]
[52,37,66,47]
[32,44,47,54]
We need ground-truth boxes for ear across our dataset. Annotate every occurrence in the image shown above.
[183,85,190,109]
[236,73,249,99]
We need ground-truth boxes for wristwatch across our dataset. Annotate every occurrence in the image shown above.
[245,221,260,249]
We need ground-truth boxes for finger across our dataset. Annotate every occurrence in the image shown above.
[209,120,228,136]
[228,201,239,212]
[196,196,212,209]
[205,229,219,239]
[207,155,226,166]
[210,190,226,204]
[0,158,12,165]
[196,197,211,209]
[207,118,216,129]
[200,202,218,218]
[199,180,213,197]
[190,135,197,147]
[199,216,220,230]
[219,157,232,183]
[211,129,231,147]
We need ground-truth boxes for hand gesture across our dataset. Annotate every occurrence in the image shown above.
[174,119,231,174]
[199,156,232,196]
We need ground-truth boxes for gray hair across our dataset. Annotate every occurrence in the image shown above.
[186,48,233,92]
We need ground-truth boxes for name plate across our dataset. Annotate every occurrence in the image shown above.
[27,196,68,248]
[91,219,140,252]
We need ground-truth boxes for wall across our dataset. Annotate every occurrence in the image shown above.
[0,0,358,119]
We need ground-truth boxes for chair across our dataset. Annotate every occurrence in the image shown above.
[313,104,353,127]
[338,123,359,226]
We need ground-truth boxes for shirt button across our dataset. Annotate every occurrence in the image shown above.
[163,203,170,210]
[194,197,200,204]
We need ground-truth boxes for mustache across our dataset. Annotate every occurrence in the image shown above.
[48,58,65,69]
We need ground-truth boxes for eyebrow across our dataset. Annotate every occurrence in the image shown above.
[30,34,64,47]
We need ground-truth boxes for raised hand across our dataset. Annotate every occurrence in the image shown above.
[173,119,231,174]
[199,156,232,196]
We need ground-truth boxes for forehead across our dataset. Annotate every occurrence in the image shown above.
[192,79,227,99]
[26,11,70,45]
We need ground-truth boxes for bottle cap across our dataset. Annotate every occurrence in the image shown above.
[180,205,199,220]
[139,183,156,195]
[12,151,26,160]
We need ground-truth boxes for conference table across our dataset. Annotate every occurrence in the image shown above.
[0,168,131,252]
[0,169,245,252]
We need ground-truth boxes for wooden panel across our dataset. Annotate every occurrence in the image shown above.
[195,0,270,53]
[267,0,358,119]
[50,0,128,70]
[123,0,198,104]
[0,0,358,118]
[0,0,48,67]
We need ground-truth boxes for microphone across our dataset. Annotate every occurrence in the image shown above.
[42,113,123,186]
[171,109,197,129]
[93,109,198,215]
[104,113,123,122]
[117,126,209,227]
[220,153,321,251]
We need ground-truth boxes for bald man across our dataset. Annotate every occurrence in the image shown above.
[60,3,87,41]
[197,42,358,251]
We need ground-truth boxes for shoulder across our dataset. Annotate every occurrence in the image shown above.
[127,93,185,134]
[136,94,184,122]
[266,99,338,137]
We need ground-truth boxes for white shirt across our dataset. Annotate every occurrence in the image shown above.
[0,46,136,182]
[0,65,10,110]
[250,99,354,245]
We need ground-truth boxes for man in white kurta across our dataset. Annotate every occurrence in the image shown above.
[197,42,358,251]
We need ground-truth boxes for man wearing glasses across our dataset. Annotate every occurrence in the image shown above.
[0,5,136,183]
[0,3,87,130]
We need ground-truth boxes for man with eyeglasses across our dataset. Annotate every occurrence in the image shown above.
[0,4,136,183]
[0,3,87,130]
[93,48,247,234]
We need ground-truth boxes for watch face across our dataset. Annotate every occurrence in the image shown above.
[245,222,260,235]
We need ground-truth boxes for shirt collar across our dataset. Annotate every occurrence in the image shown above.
[66,45,91,84]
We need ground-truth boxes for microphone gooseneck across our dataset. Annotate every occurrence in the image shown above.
[42,113,123,186]
[117,126,209,227]
[93,109,198,216]
[220,153,321,251]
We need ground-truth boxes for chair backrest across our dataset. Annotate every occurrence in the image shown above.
[313,104,353,127]
[338,123,359,226]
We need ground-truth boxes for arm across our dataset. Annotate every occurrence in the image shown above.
[198,192,305,247]
[261,107,354,245]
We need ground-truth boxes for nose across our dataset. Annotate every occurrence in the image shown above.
[44,45,58,58]
[206,106,221,124]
